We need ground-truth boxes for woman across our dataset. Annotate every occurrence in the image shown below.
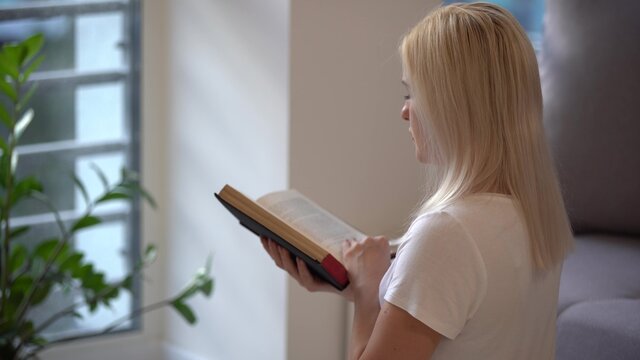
[262,2,573,359]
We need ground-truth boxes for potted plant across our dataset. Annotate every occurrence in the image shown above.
[0,34,214,360]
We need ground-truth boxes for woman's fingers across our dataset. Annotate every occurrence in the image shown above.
[296,257,317,288]
[267,239,284,269]
[267,240,304,283]
[278,244,300,277]
[260,237,354,300]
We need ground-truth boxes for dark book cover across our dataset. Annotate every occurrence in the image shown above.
[215,193,349,291]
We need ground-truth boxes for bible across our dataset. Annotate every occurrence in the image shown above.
[215,184,368,291]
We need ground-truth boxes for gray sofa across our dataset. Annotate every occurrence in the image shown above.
[540,0,640,358]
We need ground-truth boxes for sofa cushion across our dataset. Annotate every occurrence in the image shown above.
[556,299,640,360]
[541,0,640,235]
[558,234,640,314]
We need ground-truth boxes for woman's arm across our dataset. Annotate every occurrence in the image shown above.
[350,300,442,360]
[261,235,443,358]
[343,238,442,360]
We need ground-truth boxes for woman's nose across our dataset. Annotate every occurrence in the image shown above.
[401,102,410,121]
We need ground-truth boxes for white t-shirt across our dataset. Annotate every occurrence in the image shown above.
[378,193,561,360]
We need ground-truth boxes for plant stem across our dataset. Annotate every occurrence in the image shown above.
[32,276,123,336]
[0,80,18,319]
[13,193,71,328]
[101,298,172,334]
[14,276,124,357]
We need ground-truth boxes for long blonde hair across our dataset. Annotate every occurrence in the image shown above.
[400,2,573,271]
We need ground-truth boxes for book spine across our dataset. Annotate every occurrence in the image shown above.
[320,254,349,288]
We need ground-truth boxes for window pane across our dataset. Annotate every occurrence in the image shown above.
[14,151,127,217]
[7,81,125,145]
[7,83,76,144]
[0,12,125,72]
[76,12,124,72]
[77,82,126,142]
[0,16,75,72]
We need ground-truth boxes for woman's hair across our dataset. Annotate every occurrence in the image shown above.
[400,2,573,271]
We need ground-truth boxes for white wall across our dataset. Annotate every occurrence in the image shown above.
[162,0,290,359]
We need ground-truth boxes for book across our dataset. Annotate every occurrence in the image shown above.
[215,184,369,291]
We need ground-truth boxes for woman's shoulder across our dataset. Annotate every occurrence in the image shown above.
[441,192,520,227]
[400,210,474,255]
[411,193,517,230]
[402,193,522,253]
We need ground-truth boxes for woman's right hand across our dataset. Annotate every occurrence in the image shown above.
[260,236,354,302]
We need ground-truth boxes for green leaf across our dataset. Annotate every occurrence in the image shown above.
[10,149,17,175]
[9,225,30,239]
[87,298,98,312]
[71,215,101,233]
[121,275,133,291]
[0,104,12,129]
[9,244,28,273]
[143,244,157,264]
[101,286,120,306]
[121,167,139,181]
[22,54,44,83]
[97,191,131,203]
[21,34,44,66]
[120,182,157,208]
[201,278,214,297]
[139,186,158,208]
[59,253,84,276]
[175,269,214,303]
[16,82,38,113]
[0,153,10,188]
[32,336,48,346]
[0,47,19,80]
[12,275,33,295]
[71,311,83,319]
[171,301,196,325]
[12,176,43,205]
[0,76,17,102]
[90,163,110,191]
[31,283,52,306]
[80,265,107,292]
[72,173,90,207]
[34,238,66,262]
[14,108,33,140]
[17,320,34,338]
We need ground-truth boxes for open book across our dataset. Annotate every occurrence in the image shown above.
[215,184,369,290]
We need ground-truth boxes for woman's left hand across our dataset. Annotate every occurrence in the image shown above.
[343,236,391,301]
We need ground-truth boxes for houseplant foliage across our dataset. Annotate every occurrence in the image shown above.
[0,35,214,359]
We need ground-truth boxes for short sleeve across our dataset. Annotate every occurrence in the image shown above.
[384,211,487,340]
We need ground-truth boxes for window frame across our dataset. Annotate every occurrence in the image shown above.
[0,0,143,341]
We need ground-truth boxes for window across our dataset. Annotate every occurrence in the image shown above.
[444,0,544,52]
[0,0,141,341]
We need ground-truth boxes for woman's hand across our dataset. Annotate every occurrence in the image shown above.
[342,236,391,302]
[260,236,354,301]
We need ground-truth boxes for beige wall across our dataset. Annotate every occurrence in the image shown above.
[287,1,438,359]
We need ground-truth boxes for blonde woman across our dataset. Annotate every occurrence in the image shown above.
[262,2,573,359]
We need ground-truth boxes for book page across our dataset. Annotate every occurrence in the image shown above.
[257,190,366,261]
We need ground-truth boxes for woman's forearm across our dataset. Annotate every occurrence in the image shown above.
[348,293,381,360]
